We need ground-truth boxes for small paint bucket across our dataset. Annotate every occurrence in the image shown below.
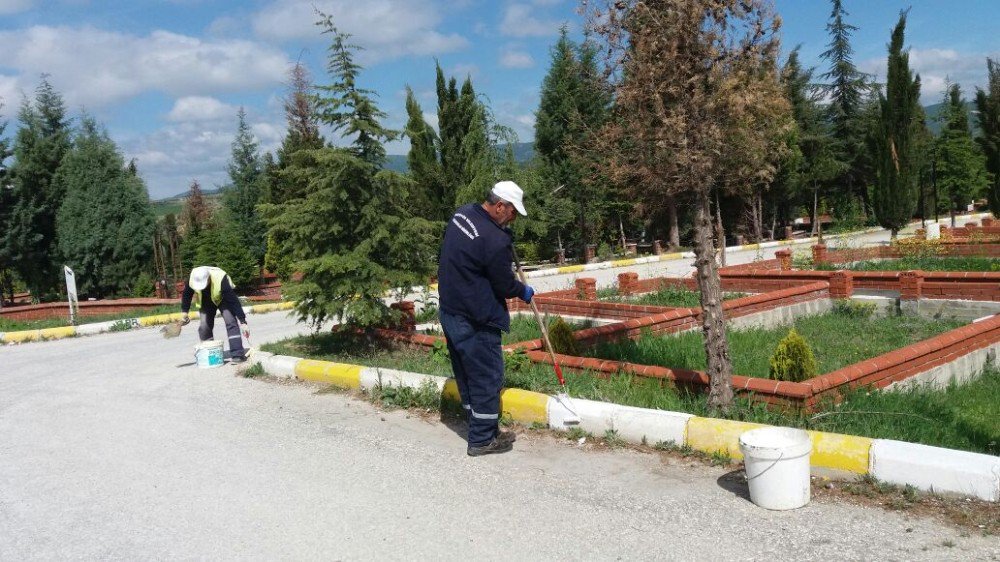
[194,340,225,369]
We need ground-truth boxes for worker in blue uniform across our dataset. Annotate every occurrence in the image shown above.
[438,181,536,456]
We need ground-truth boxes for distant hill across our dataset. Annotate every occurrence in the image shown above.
[383,142,535,174]
[158,186,224,202]
[923,101,979,136]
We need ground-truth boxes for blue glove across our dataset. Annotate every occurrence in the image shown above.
[522,285,535,303]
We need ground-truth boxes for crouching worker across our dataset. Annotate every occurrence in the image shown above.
[438,181,536,457]
[181,266,249,364]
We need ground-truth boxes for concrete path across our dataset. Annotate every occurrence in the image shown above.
[2,312,996,560]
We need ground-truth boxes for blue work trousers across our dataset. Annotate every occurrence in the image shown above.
[439,310,504,447]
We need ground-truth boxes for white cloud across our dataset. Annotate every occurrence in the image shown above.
[0,26,289,108]
[251,0,468,63]
[167,96,238,122]
[860,47,1000,104]
[0,0,34,15]
[122,110,286,199]
[450,63,480,79]
[0,74,25,112]
[500,4,562,38]
[500,48,534,69]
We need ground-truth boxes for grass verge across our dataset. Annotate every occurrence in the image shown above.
[601,285,747,308]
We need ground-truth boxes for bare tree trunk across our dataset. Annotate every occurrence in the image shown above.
[752,189,763,243]
[667,195,680,249]
[693,192,734,412]
[618,215,627,252]
[714,190,726,267]
[769,203,777,241]
[811,186,819,237]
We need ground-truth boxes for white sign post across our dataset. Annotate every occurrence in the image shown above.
[64,265,79,325]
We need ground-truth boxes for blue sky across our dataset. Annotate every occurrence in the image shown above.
[0,0,997,200]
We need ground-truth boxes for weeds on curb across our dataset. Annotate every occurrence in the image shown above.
[241,363,267,378]
[604,429,626,449]
[370,379,439,411]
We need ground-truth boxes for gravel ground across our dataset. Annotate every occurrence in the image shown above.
[2,310,997,561]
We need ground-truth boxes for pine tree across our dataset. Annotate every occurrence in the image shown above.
[585,0,792,411]
[937,84,989,220]
[313,15,393,166]
[975,59,1000,216]
[2,78,71,299]
[871,11,921,238]
[181,180,211,235]
[222,108,266,267]
[267,62,324,205]
[55,117,156,297]
[0,102,14,304]
[535,28,612,257]
[261,14,439,328]
[819,0,872,213]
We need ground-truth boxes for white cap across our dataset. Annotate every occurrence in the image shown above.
[491,180,527,217]
[189,266,211,291]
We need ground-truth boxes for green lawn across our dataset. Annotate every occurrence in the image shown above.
[588,311,964,379]
[0,304,182,332]
[817,256,1000,272]
[602,285,747,308]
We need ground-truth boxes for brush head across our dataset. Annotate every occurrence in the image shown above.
[161,322,183,339]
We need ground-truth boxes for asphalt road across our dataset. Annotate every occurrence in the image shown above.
[2,308,998,560]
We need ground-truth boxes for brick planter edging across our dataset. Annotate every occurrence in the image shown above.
[0,301,297,344]
[254,351,1000,501]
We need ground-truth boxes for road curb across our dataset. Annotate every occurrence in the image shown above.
[0,302,296,344]
[253,352,998,501]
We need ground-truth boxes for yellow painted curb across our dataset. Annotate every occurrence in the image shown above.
[499,388,549,425]
[807,431,872,474]
[294,359,362,389]
[557,265,585,274]
[659,252,683,261]
[611,258,637,268]
[686,417,766,460]
[138,312,187,327]
[2,326,78,343]
[741,243,761,251]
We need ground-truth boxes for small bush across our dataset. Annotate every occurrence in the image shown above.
[504,348,531,372]
[131,272,157,298]
[832,299,877,318]
[769,328,818,382]
[547,316,579,356]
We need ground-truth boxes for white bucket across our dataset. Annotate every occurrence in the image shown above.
[926,222,941,240]
[194,340,225,369]
[739,427,812,510]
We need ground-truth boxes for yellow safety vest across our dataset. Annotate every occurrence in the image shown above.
[192,267,235,308]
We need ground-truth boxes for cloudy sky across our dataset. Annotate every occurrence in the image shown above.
[0,0,997,200]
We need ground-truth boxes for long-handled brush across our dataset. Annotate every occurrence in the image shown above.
[511,247,581,425]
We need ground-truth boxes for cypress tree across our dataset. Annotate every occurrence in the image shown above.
[937,84,988,219]
[403,86,444,218]
[55,117,155,297]
[975,59,1000,216]
[871,11,921,238]
[2,78,71,299]
[0,103,14,304]
[267,62,324,205]
[261,14,438,328]
[222,107,266,267]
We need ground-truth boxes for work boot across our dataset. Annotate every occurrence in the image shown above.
[467,437,513,457]
[230,355,247,364]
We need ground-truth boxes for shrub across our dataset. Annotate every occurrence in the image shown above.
[131,271,157,298]
[547,316,579,356]
[768,328,817,382]
[832,299,877,318]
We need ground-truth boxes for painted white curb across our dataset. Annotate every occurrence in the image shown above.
[359,367,447,392]
[259,353,301,378]
[869,439,1000,501]
[549,397,692,446]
